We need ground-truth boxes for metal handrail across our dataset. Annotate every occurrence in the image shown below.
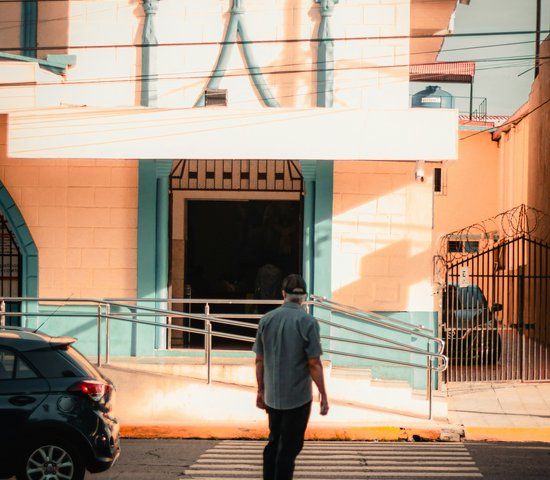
[310,295,445,353]
[0,295,447,419]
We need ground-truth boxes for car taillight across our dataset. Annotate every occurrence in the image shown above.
[69,380,112,402]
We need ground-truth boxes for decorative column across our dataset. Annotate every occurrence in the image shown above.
[137,0,170,353]
[141,0,159,107]
[315,0,338,107]
[195,0,279,107]
[301,1,336,329]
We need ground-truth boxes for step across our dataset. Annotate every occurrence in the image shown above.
[104,356,447,420]
[329,367,447,419]
[100,364,457,441]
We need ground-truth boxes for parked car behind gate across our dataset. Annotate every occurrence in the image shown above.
[0,327,120,480]
[442,283,503,364]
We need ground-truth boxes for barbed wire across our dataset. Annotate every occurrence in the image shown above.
[433,204,550,291]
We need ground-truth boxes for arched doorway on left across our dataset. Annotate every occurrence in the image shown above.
[0,212,22,326]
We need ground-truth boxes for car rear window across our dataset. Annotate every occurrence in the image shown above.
[24,348,84,378]
[0,349,38,380]
[63,345,103,378]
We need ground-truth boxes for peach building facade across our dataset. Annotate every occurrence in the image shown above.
[0,1,480,385]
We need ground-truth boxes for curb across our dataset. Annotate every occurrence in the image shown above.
[120,425,550,443]
[120,424,457,442]
[463,426,550,443]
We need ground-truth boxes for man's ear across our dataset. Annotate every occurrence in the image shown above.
[281,291,287,299]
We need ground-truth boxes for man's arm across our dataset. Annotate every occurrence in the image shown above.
[307,357,329,415]
[255,354,266,410]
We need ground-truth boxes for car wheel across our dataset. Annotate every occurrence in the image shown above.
[488,332,502,364]
[471,331,502,365]
[16,437,85,480]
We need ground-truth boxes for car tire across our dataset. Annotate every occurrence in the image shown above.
[470,331,502,365]
[16,436,85,480]
[488,332,502,364]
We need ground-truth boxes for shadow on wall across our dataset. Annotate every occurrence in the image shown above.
[331,161,434,313]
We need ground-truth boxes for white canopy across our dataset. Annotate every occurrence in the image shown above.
[3,106,458,161]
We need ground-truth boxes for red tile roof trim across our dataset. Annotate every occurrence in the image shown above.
[410,61,476,83]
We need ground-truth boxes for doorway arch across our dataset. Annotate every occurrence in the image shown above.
[0,181,38,326]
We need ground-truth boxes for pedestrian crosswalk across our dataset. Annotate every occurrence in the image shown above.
[182,440,483,479]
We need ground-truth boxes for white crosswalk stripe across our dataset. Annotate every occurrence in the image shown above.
[182,440,483,479]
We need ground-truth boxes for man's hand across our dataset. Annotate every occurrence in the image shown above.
[256,389,266,410]
[308,357,329,416]
[319,393,329,416]
[255,355,266,410]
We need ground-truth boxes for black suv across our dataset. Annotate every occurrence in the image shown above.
[442,283,502,364]
[0,327,120,480]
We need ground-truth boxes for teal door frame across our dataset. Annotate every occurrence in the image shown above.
[301,161,333,318]
[0,182,39,326]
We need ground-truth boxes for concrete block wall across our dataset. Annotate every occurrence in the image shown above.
[0,2,21,51]
[332,159,434,312]
[434,131,500,239]
[0,158,138,299]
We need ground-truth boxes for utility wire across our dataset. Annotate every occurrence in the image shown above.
[0,29,547,53]
[460,96,550,141]
[0,50,546,89]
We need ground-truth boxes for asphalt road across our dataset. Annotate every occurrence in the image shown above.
[89,439,550,480]
[91,439,216,479]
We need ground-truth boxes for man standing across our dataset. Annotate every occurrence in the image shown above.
[253,274,329,480]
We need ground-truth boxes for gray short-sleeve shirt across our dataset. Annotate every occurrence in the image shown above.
[253,302,323,410]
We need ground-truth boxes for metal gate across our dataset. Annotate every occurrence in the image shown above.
[437,205,550,382]
[0,212,22,325]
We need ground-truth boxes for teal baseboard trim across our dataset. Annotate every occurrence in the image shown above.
[35,304,134,357]
[28,303,257,360]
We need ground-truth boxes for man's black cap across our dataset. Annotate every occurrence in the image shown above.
[282,274,307,295]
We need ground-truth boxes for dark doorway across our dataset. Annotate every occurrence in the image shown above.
[182,199,302,349]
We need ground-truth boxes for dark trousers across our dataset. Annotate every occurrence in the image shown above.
[263,401,312,480]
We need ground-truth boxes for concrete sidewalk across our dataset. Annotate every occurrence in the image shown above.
[446,382,550,442]
[102,364,550,443]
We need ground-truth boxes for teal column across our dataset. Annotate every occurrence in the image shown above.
[136,0,170,355]
[141,0,159,107]
[301,1,337,342]
[315,0,338,107]
[300,162,317,294]
[136,162,156,356]
[136,160,172,353]
[155,161,172,349]
[300,160,333,334]
[21,1,37,58]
